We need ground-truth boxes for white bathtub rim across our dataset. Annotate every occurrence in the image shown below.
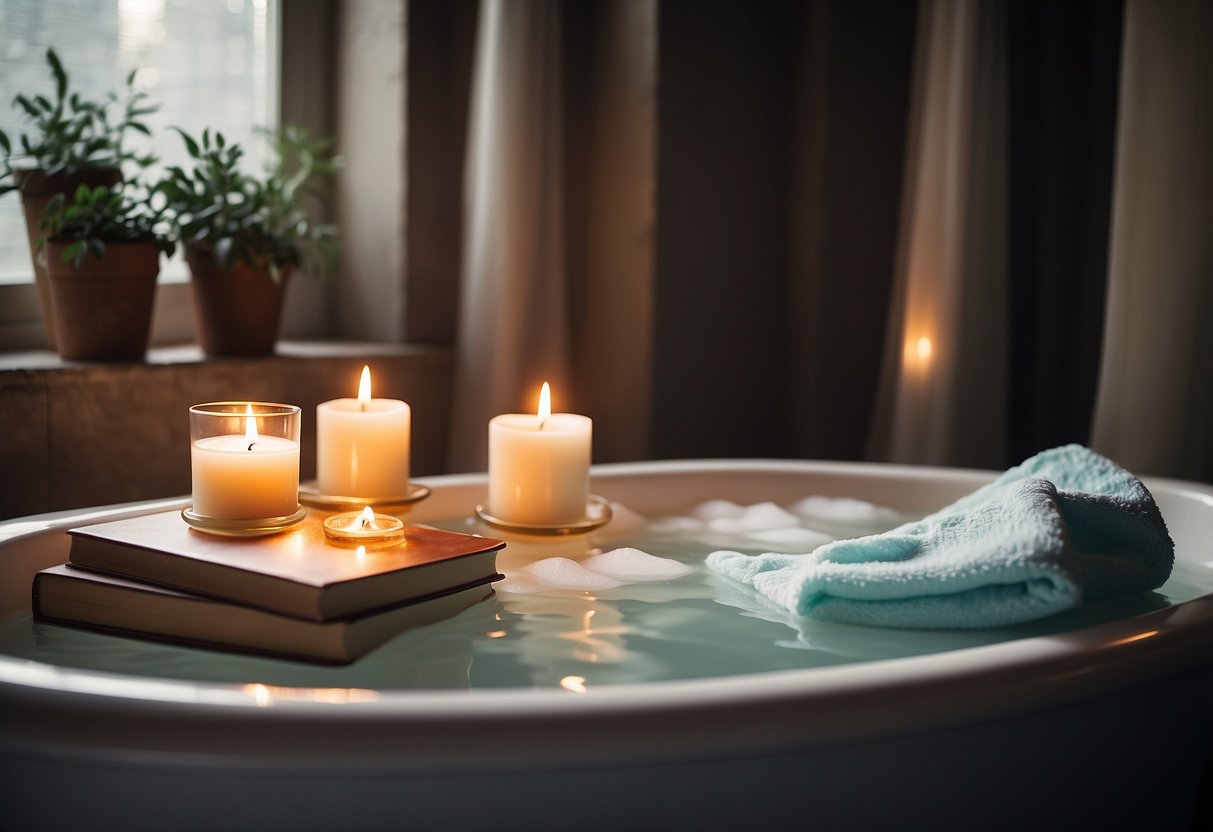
[2,459,1211,770]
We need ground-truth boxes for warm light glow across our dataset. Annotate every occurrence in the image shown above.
[538,381,552,423]
[487,629,508,638]
[916,336,933,360]
[358,506,377,529]
[582,609,596,634]
[244,404,258,444]
[358,365,372,403]
[248,682,272,707]
[1107,630,1159,647]
[355,544,367,560]
[241,683,379,704]
[560,675,588,693]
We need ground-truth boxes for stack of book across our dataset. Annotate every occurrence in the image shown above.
[32,510,506,664]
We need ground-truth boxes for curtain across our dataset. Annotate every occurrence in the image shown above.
[446,0,656,473]
[442,0,1210,483]
[446,0,570,473]
[865,0,1008,468]
[1090,0,1213,481]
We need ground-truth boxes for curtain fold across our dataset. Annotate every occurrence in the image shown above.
[441,0,1209,483]
[1090,0,1213,480]
[447,0,570,472]
[446,0,655,473]
[866,0,1009,468]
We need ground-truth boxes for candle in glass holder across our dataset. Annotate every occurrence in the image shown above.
[488,382,591,526]
[190,403,301,520]
[317,365,412,498]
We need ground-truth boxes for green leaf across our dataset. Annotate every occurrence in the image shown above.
[13,95,38,118]
[47,48,68,103]
[173,127,200,159]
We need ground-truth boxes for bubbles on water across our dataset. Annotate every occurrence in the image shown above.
[523,557,622,590]
[792,496,900,525]
[706,502,800,534]
[582,547,691,581]
[691,499,747,520]
[494,573,549,595]
[651,495,900,555]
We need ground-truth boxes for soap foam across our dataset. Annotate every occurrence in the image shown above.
[706,501,801,533]
[495,573,550,595]
[691,499,747,520]
[581,547,691,581]
[792,495,900,525]
[524,557,622,590]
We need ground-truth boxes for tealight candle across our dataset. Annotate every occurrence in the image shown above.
[323,506,405,543]
[189,403,301,520]
[317,365,412,499]
[488,382,592,526]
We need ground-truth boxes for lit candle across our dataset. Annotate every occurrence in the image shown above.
[322,505,406,543]
[316,365,412,498]
[488,382,592,525]
[191,404,300,519]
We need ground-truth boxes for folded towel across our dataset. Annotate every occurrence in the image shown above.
[705,445,1174,629]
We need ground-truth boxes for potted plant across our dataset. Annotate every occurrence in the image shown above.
[38,180,175,361]
[158,126,338,356]
[0,48,158,349]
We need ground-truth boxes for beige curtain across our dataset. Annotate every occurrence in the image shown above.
[446,0,655,473]
[866,0,1008,468]
[447,0,569,473]
[1090,0,1213,480]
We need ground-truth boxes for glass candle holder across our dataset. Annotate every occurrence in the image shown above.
[187,402,303,529]
[322,506,406,544]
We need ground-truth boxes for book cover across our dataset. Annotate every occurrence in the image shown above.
[33,564,500,665]
[66,510,505,621]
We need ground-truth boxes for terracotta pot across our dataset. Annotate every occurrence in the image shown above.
[13,167,123,350]
[44,241,160,361]
[186,245,291,356]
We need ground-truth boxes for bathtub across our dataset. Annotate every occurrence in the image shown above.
[1,459,1210,830]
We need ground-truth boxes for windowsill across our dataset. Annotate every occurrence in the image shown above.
[0,341,455,520]
[0,340,447,371]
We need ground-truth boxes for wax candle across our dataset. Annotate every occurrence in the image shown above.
[488,382,592,525]
[190,404,300,519]
[316,365,412,498]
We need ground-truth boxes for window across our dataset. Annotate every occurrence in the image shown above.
[1,0,276,286]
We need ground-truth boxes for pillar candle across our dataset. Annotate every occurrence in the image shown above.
[317,365,412,498]
[488,383,591,525]
[191,435,299,520]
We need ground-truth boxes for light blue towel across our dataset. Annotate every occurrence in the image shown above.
[705,445,1174,629]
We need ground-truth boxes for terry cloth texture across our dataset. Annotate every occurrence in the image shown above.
[705,445,1174,629]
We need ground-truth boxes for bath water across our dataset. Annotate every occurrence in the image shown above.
[0,500,1205,692]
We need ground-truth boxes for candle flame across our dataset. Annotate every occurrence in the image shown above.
[560,675,588,694]
[358,506,377,529]
[244,404,258,449]
[538,381,552,424]
[358,365,372,404]
[916,336,933,360]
